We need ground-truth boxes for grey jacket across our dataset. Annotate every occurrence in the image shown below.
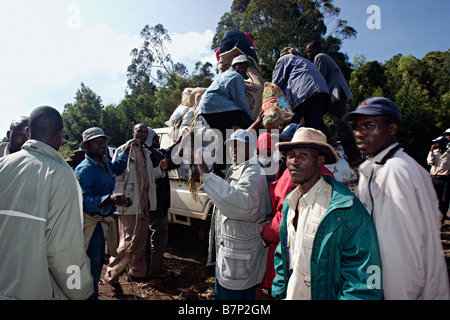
[314,53,353,103]
[202,157,271,290]
[0,140,93,299]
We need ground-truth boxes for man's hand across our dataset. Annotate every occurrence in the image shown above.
[124,139,141,154]
[159,158,169,170]
[110,193,132,207]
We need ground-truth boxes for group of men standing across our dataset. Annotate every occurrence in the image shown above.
[0,109,177,299]
[0,34,449,300]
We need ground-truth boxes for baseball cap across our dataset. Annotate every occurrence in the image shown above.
[224,129,256,146]
[444,128,450,135]
[343,97,402,123]
[274,123,303,140]
[231,55,252,67]
[432,136,449,144]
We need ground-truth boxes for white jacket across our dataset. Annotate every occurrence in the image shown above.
[112,143,164,215]
[202,157,271,290]
[356,143,450,300]
[0,140,93,299]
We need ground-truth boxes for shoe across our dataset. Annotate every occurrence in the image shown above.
[149,269,172,278]
[129,275,148,283]
[109,282,123,294]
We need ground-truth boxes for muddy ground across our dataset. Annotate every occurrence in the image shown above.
[98,221,450,300]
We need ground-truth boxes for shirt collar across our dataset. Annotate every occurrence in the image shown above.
[287,176,327,209]
[359,142,400,177]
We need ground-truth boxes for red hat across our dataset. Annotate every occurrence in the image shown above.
[257,132,274,153]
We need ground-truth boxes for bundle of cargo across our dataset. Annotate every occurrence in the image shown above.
[165,87,207,144]
[261,82,294,130]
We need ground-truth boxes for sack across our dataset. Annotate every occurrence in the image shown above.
[261,82,294,129]
[181,87,196,107]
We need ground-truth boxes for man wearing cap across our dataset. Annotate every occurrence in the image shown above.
[272,127,382,300]
[427,135,450,224]
[195,129,271,300]
[198,54,255,176]
[272,47,330,131]
[75,127,134,298]
[343,97,450,299]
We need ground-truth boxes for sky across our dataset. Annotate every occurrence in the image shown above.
[0,0,449,138]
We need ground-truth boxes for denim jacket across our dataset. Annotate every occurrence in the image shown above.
[198,68,254,120]
[75,152,128,216]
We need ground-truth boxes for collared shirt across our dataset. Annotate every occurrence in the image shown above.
[197,68,254,120]
[427,148,450,176]
[75,152,128,216]
[356,143,450,299]
[285,177,332,300]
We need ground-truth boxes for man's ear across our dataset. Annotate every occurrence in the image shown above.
[25,127,30,139]
[389,122,399,136]
[317,154,326,168]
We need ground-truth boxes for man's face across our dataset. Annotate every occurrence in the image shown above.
[8,125,28,153]
[85,136,107,157]
[231,140,250,164]
[133,125,148,145]
[152,135,160,149]
[306,44,319,60]
[353,115,397,157]
[285,147,324,185]
[233,62,248,77]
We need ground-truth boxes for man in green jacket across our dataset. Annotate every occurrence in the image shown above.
[272,127,382,300]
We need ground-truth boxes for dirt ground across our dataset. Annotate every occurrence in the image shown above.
[98,221,450,300]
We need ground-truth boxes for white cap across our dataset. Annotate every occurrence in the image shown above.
[224,129,256,146]
[231,55,252,67]
[444,128,450,134]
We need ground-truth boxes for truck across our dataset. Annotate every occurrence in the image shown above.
[154,127,213,239]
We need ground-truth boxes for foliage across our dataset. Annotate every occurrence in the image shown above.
[59,24,214,159]
[348,50,450,167]
[212,0,356,80]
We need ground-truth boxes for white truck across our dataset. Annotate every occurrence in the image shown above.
[154,127,213,239]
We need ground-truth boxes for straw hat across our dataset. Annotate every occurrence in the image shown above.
[276,127,338,164]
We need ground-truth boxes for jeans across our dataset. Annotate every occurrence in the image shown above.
[215,280,257,300]
[86,222,105,299]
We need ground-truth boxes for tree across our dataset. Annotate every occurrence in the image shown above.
[212,0,356,80]
[60,83,104,158]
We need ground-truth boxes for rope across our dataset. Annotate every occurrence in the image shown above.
[109,141,148,281]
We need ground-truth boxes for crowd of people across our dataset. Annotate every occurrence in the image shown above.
[0,37,449,300]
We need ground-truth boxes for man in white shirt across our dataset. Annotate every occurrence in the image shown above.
[344,97,450,299]
[427,135,450,224]
[272,127,382,300]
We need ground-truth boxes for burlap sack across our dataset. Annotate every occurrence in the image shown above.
[261,82,294,130]
[181,87,196,107]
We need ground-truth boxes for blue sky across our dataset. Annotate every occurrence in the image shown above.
[0,0,449,138]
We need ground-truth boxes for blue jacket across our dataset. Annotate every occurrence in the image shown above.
[198,68,254,120]
[75,152,128,216]
[272,176,383,300]
[272,54,329,109]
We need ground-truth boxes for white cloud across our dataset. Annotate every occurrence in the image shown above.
[0,2,218,137]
